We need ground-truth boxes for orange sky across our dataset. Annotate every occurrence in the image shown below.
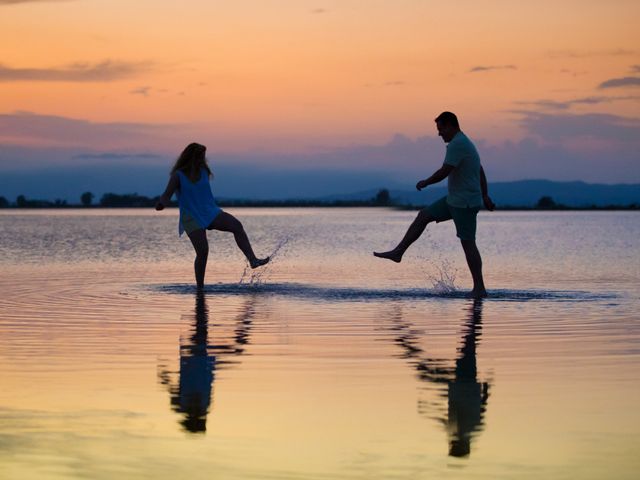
[1,0,639,154]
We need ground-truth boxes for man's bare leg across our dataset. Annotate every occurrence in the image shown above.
[460,239,487,298]
[374,209,433,263]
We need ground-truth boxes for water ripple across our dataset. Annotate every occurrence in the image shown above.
[152,282,617,303]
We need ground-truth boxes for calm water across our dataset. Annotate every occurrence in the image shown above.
[1,208,639,479]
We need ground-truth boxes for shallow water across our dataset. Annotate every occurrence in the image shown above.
[1,208,639,479]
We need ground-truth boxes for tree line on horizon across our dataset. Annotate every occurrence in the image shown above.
[0,191,637,210]
[0,189,394,209]
[0,192,163,208]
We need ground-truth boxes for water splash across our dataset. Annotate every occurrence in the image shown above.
[239,236,291,287]
[426,258,459,294]
[416,238,460,294]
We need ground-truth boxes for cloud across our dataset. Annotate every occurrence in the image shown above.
[130,86,151,96]
[71,152,164,161]
[2,125,640,202]
[468,65,516,73]
[364,81,408,88]
[311,8,326,14]
[0,0,72,4]
[0,59,152,82]
[0,162,404,202]
[0,111,181,148]
[479,137,640,184]
[598,76,640,89]
[547,48,636,59]
[2,134,639,202]
[559,68,588,77]
[632,65,640,73]
[0,143,169,172]
[514,110,640,143]
[517,95,640,110]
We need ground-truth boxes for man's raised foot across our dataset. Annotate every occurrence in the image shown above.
[373,250,403,263]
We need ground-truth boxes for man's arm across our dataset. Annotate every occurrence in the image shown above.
[155,173,179,210]
[416,164,454,191]
[480,166,495,211]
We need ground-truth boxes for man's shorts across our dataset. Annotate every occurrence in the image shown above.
[424,196,479,241]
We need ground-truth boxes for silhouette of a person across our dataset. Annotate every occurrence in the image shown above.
[388,298,490,457]
[158,292,256,433]
[155,142,269,289]
[374,112,495,298]
[173,292,214,433]
[446,299,489,457]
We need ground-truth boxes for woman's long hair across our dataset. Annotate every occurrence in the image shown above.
[171,143,213,182]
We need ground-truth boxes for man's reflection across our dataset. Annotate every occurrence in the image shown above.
[390,298,490,457]
[446,299,489,457]
[158,292,256,433]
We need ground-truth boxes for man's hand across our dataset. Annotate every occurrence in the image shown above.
[155,200,165,211]
[483,194,496,211]
[416,179,428,191]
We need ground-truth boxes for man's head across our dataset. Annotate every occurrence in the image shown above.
[435,111,460,143]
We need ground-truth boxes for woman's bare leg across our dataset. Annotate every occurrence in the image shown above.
[187,229,209,289]
[209,211,269,268]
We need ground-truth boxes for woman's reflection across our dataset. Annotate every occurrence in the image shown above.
[389,298,490,457]
[158,292,256,433]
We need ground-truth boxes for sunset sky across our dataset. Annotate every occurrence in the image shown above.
[1,0,639,199]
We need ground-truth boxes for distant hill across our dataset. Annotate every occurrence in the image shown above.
[318,180,640,207]
[2,175,638,208]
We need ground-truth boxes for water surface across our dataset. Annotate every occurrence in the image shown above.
[1,208,639,479]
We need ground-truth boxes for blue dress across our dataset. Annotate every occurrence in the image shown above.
[176,169,222,236]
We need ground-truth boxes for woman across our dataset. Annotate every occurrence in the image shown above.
[155,143,269,288]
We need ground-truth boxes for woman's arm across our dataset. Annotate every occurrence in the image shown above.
[155,173,179,210]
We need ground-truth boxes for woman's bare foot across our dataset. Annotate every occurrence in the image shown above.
[250,257,270,269]
[373,250,403,263]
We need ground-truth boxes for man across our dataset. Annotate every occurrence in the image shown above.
[374,111,495,298]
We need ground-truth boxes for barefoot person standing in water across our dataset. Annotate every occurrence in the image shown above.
[374,112,495,298]
[155,143,269,289]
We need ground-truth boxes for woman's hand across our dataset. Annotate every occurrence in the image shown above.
[156,173,179,211]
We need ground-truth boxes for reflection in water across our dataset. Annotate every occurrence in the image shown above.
[158,292,256,433]
[446,299,489,457]
[390,299,490,457]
